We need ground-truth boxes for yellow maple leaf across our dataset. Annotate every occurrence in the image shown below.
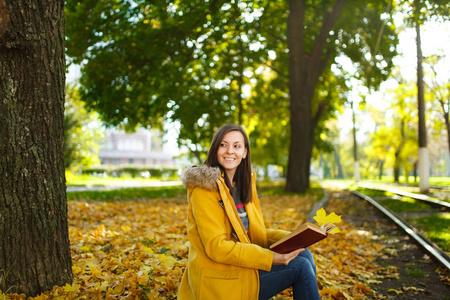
[63,283,81,292]
[94,281,109,292]
[29,293,47,300]
[80,245,91,252]
[143,246,154,254]
[157,254,178,269]
[107,283,124,295]
[313,207,342,234]
[329,227,341,234]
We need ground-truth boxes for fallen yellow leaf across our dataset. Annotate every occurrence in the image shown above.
[63,283,81,292]
[387,288,404,294]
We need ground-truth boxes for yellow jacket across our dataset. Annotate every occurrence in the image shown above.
[177,165,289,300]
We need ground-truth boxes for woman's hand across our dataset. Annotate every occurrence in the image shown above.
[272,248,305,265]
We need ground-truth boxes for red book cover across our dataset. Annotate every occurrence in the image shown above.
[269,223,328,254]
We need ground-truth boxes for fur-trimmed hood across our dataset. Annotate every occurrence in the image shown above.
[181,165,221,191]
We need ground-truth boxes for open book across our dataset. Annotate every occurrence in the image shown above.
[269,222,336,254]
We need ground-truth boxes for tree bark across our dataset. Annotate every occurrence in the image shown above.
[393,165,401,183]
[333,148,344,179]
[393,119,405,183]
[416,18,427,150]
[437,98,450,174]
[286,0,310,192]
[285,0,346,192]
[0,0,73,296]
[352,100,360,182]
[414,2,429,193]
[378,159,384,180]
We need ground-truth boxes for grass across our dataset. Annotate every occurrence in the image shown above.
[67,178,326,204]
[352,186,450,253]
[257,180,325,202]
[406,213,450,252]
[405,266,426,278]
[66,173,179,187]
[351,187,435,213]
[365,176,450,187]
[256,180,286,194]
[377,197,433,213]
[67,185,185,202]
[350,187,395,198]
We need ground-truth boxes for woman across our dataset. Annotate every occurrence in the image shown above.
[178,124,320,300]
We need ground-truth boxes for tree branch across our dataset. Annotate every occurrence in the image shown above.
[308,0,347,79]
[311,100,327,128]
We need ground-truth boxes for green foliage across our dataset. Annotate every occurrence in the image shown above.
[425,55,450,176]
[65,0,236,149]
[313,119,345,178]
[399,0,450,25]
[139,273,155,300]
[362,77,419,181]
[64,85,105,171]
[65,0,399,176]
[248,69,291,170]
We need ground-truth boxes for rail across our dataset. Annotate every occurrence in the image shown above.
[357,183,450,210]
[351,190,450,271]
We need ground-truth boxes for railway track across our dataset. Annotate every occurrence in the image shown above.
[357,183,450,210]
[359,181,450,201]
[350,187,450,271]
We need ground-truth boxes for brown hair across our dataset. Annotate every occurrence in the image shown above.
[205,124,252,204]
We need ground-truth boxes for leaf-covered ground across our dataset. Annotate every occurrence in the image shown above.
[3,189,449,299]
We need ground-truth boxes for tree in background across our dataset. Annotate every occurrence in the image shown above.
[427,56,450,176]
[399,0,449,191]
[246,64,291,176]
[364,105,392,179]
[65,0,398,191]
[282,0,397,192]
[0,0,73,296]
[367,80,418,182]
[366,125,392,179]
[64,85,105,173]
[65,0,241,164]
[313,119,345,179]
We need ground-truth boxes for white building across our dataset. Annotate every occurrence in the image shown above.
[98,128,174,166]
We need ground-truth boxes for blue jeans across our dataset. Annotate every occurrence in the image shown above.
[258,248,320,300]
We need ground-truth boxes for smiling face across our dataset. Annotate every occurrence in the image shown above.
[217,130,248,182]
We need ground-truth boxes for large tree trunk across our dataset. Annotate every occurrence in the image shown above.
[0,0,73,296]
[285,0,346,193]
[286,0,309,192]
